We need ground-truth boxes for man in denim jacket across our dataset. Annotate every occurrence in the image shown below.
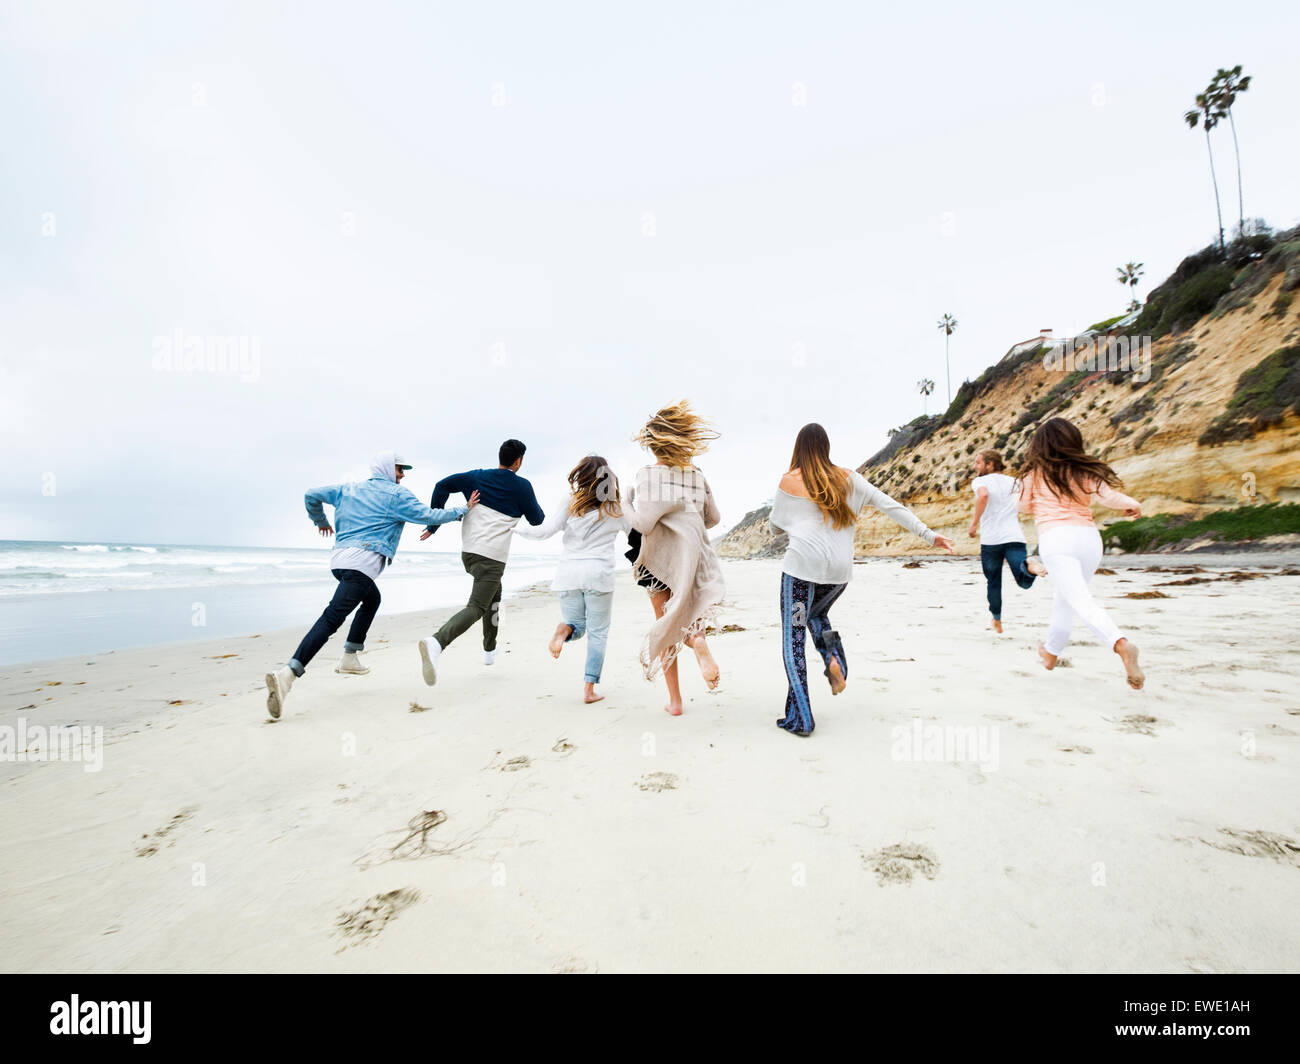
[265,451,478,719]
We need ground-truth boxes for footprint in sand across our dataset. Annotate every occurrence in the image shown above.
[135,806,198,857]
[336,888,421,950]
[551,739,575,756]
[636,771,678,793]
[1200,829,1300,867]
[552,956,598,973]
[863,843,939,885]
[501,756,531,772]
[1111,714,1161,736]
[1058,744,1094,755]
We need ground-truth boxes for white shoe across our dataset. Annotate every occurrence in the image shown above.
[336,651,370,675]
[418,638,441,686]
[483,650,497,666]
[265,666,295,719]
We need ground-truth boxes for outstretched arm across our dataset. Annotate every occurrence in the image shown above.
[516,495,567,540]
[856,472,953,552]
[394,486,470,529]
[1094,480,1141,517]
[426,471,477,534]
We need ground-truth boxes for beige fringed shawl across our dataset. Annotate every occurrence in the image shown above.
[625,464,725,679]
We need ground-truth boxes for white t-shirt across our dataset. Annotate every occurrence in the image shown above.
[971,473,1025,546]
[331,546,388,581]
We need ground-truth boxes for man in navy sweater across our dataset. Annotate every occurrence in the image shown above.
[417,439,545,683]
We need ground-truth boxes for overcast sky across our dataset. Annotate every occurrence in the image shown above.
[3,0,1297,553]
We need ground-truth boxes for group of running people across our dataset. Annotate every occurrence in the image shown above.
[263,403,1145,736]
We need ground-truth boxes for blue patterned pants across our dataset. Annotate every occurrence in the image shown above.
[778,573,848,737]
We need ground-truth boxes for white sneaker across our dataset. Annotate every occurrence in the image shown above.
[483,650,497,666]
[418,637,441,686]
[336,651,370,675]
[265,666,295,719]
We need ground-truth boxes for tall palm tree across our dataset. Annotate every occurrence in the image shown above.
[1208,65,1251,238]
[1184,92,1225,251]
[936,314,957,405]
[917,378,935,416]
[1117,261,1144,312]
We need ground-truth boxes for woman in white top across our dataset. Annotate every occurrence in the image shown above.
[768,423,954,736]
[515,455,628,704]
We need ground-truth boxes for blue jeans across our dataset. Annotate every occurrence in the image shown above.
[558,589,613,683]
[289,568,381,674]
[980,542,1035,620]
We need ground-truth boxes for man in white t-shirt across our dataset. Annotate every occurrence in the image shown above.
[967,449,1037,633]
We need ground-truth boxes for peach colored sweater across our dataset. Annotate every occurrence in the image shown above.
[1016,470,1138,531]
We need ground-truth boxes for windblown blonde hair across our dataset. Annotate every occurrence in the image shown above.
[633,399,719,468]
[567,455,622,519]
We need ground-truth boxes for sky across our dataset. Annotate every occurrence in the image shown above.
[2,0,1298,553]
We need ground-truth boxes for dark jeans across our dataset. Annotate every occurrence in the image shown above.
[435,552,506,651]
[980,542,1035,620]
[289,568,381,674]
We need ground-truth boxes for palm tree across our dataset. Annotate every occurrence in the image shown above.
[936,314,957,405]
[917,378,935,415]
[1117,261,1144,313]
[1184,92,1225,251]
[1208,66,1251,238]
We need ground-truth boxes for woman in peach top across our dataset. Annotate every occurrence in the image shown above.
[1016,418,1145,689]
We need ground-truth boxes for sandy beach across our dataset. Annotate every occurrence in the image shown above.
[1,555,1297,973]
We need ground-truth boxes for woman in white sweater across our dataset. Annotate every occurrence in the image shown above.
[769,424,954,736]
[515,455,628,704]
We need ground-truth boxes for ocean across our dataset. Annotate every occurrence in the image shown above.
[0,540,557,666]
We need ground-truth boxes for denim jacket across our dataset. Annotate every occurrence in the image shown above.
[305,453,466,560]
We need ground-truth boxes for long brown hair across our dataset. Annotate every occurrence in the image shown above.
[633,399,719,468]
[789,423,855,530]
[567,455,622,519]
[1018,418,1122,503]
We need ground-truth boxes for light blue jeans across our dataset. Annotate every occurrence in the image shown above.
[559,589,613,683]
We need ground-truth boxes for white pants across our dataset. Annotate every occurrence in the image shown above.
[1037,525,1124,656]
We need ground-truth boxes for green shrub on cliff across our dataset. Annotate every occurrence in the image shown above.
[1102,503,1300,552]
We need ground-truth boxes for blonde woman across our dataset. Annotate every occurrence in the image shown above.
[624,400,725,715]
[515,456,628,704]
[770,424,953,736]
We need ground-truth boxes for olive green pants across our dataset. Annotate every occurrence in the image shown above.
[435,552,506,652]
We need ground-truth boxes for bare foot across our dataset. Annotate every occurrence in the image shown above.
[1037,643,1058,671]
[1027,559,1048,577]
[690,635,720,691]
[1115,638,1144,690]
[991,618,1003,634]
[828,657,846,696]
[549,623,573,659]
[664,702,683,716]
[583,682,604,704]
